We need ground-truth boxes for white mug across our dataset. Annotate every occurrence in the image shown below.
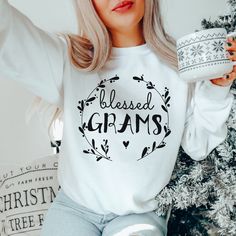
[176,28,236,83]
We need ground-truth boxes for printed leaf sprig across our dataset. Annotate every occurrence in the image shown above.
[161,87,171,112]
[97,80,106,89]
[146,81,155,89]
[138,141,167,161]
[133,75,156,89]
[164,124,171,138]
[83,139,111,161]
[78,122,86,137]
[109,74,120,82]
[137,124,171,161]
[77,100,85,115]
[133,74,144,82]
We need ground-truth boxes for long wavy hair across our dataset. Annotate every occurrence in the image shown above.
[26,0,178,147]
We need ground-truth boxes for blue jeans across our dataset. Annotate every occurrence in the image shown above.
[41,188,171,236]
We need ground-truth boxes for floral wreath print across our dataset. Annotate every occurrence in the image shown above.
[77,74,171,162]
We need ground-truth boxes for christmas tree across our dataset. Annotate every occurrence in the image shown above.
[156,1,236,235]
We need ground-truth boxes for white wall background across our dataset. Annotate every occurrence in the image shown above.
[0,0,230,164]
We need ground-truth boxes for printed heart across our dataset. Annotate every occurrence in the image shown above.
[123,141,129,148]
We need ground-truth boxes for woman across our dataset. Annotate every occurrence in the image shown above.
[0,0,235,235]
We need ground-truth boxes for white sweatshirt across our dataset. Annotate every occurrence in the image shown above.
[0,0,234,215]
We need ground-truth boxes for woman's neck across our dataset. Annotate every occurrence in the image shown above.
[110,23,145,48]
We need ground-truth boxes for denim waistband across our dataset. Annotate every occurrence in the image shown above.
[53,188,118,225]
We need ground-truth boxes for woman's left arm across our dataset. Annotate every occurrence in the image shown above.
[181,80,234,161]
[181,36,236,161]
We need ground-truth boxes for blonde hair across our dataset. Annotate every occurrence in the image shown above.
[26,0,178,146]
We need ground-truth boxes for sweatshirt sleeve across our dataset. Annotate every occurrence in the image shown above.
[0,0,68,108]
[180,79,234,161]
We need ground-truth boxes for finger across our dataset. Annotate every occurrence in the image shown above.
[233,65,236,73]
[225,39,236,51]
[211,72,235,87]
[223,71,236,81]
[210,78,234,86]
[226,36,235,42]
[226,35,236,42]
[226,51,236,61]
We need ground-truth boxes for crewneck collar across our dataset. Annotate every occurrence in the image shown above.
[110,43,151,57]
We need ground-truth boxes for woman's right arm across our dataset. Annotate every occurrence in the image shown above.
[0,0,68,107]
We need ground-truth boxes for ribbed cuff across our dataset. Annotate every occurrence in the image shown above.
[198,79,232,100]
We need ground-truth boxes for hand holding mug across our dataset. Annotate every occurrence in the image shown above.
[210,36,236,86]
[176,28,236,85]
